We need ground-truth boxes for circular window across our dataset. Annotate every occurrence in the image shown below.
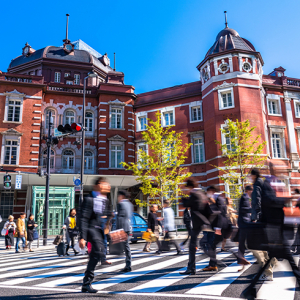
[220,63,228,73]
[243,62,252,72]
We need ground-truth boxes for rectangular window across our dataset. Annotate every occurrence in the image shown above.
[268,100,279,115]
[191,106,202,122]
[295,102,300,118]
[7,100,21,122]
[194,138,204,163]
[66,80,73,85]
[54,72,61,83]
[110,145,122,168]
[221,92,233,108]
[138,116,147,130]
[163,111,174,126]
[74,74,80,85]
[271,133,283,158]
[111,108,122,129]
[64,73,70,77]
[4,140,18,165]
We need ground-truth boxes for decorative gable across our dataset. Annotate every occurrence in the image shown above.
[107,134,126,142]
[108,99,126,106]
[1,128,23,136]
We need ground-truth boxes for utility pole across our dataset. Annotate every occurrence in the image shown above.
[80,79,86,207]
[43,111,52,246]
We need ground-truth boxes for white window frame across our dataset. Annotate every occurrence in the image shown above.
[84,150,94,173]
[294,99,300,118]
[54,72,61,83]
[1,134,21,166]
[109,107,124,129]
[136,112,147,131]
[66,80,73,85]
[64,73,70,78]
[267,94,282,116]
[62,149,75,171]
[269,126,286,159]
[161,107,175,127]
[3,91,25,123]
[109,142,124,169]
[190,133,205,164]
[189,101,203,123]
[218,87,234,110]
[74,74,80,85]
[64,109,75,125]
[85,111,94,134]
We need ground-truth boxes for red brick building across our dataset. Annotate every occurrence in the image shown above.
[1,25,300,228]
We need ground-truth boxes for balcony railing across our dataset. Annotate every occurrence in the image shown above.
[286,78,300,87]
[47,85,93,94]
[0,73,44,84]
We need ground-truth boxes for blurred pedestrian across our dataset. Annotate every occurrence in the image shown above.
[63,208,79,256]
[163,200,181,255]
[27,214,38,252]
[180,207,192,251]
[143,204,161,254]
[79,177,112,293]
[251,168,263,222]
[3,215,16,250]
[180,178,212,275]
[116,190,133,272]
[15,212,27,253]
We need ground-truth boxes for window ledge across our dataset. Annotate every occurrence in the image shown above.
[108,167,126,170]
[108,128,125,131]
[1,164,19,167]
[3,121,23,124]
[136,129,147,132]
[191,162,206,165]
[190,120,203,123]
[271,157,288,160]
[268,113,282,117]
[219,106,235,111]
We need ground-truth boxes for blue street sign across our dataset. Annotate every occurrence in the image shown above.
[74,179,81,186]
[15,175,22,189]
[54,128,64,137]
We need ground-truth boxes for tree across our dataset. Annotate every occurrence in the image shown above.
[122,111,192,213]
[215,119,267,201]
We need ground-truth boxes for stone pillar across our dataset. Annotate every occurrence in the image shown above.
[284,94,299,169]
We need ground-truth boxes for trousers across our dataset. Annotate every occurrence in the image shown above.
[123,233,131,268]
[165,231,180,252]
[83,228,105,286]
[16,237,26,252]
[187,228,202,272]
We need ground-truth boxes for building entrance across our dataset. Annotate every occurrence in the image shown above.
[32,186,75,236]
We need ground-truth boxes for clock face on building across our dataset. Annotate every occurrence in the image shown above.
[65,44,72,51]
[24,47,29,54]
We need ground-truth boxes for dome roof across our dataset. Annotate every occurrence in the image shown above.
[205,27,256,58]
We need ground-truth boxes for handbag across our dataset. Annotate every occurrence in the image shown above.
[161,239,170,251]
[74,242,87,255]
[53,229,64,245]
[33,230,39,240]
[109,229,128,244]
[1,228,7,236]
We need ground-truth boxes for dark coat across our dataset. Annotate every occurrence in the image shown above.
[27,219,36,242]
[147,212,158,232]
[182,189,212,230]
[238,193,252,228]
[251,177,264,221]
[210,195,229,230]
[116,200,133,233]
[183,208,192,230]
[79,194,111,241]
[261,178,285,225]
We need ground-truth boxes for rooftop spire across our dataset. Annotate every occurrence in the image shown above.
[224,11,228,28]
[65,14,70,42]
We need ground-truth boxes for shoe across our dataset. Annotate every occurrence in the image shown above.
[220,248,227,252]
[81,285,98,293]
[202,266,218,272]
[177,250,182,255]
[259,273,273,281]
[29,250,34,252]
[238,257,251,266]
[143,249,150,252]
[156,251,162,255]
[74,251,79,256]
[15,251,20,253]
[179,269,196,275]
[101,261,112,265]
[66,253,70,256]
[120,267,131,272]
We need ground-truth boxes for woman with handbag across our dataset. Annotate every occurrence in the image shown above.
[3,215,16,250]
[63,208,79,256]
[27,214,38,252]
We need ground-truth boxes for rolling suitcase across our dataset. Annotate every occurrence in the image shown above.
[57,229,67,256]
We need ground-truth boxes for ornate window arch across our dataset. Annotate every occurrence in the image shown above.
[64,109,75,125]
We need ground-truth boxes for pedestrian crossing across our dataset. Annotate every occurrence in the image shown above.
[0,246,299,300]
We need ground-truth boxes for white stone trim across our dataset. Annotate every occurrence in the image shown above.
[161,106,175,127]
[31,151,39,154]
[1,134,22,165]
[34,104,42,107]
[218,87,235,110]
[33,123,40,126]
[267,94,282,116]
[189,101,203,123]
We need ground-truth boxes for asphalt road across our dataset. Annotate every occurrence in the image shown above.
[0,239,299,300]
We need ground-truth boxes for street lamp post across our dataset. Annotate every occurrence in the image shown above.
[80,71,98,206]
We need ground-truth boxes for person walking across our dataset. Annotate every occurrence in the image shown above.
[116,190,133,272]
[180,178,212,275]
[179,207,192,251]
[162,200,181,255]
[3,215,16,250]
[63,208,79,256]
[79,177,112,293]
[15,212,27,253]
[251,168,264,222]
[27,214,38,252]
[143,204,161,253]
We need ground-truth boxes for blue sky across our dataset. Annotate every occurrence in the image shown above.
[1,0,300,94]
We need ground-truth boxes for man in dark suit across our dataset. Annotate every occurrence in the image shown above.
[237,185,253,264]
[79,177,111,293]
[180,178,212,275]
[116,190,133,272]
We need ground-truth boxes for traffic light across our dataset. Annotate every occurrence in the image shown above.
[52,137,59,145]
[3,174,11,189]
[57,123,82,134]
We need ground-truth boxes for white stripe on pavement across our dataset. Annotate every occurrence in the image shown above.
[186,254,255,295]
[128,252,233,293]
[37,251,180,288]
[256,258,300,300]
[0,250,55,261]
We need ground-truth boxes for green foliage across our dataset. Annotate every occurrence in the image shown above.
[122,111,192,209]
[215,119,267,200]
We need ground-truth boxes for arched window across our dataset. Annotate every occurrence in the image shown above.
[45,108,56,129]
[64,110,75,125]
[84,151,94,170]
[85,112,94,132]
[42,149,55,169]
[62,149,75,170]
